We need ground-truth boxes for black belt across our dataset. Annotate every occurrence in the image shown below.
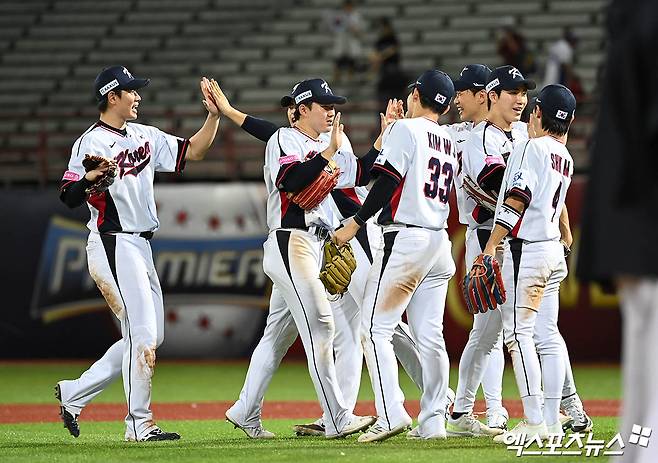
[302,225,331,241]
[114,231,154,240]
[380,222,421,228]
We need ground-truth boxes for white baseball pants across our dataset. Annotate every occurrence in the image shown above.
[362,226,455,437]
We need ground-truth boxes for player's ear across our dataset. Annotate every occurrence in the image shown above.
[477,89,487,104]
[487,90,497,104]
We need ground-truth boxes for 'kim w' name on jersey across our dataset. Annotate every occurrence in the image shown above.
[263,127,359,232]
[61,121,188,233]
[372,118,457,230]
[494,135,573,242]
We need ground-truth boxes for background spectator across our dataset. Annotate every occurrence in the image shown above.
[543,28,585,101]
[369,17,406,117]
[496,26,536,76]
[326,0,364,84]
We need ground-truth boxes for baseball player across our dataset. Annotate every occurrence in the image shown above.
[447,65,535,437]
[334,70,457,442]
[524,99,593,434]
[445,64,510,431]
[207,83,446,438]
[480,84,578,442]
[55,66,221,441]
[245,77,377,439]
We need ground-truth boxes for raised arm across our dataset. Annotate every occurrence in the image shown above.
[184,77,221,161]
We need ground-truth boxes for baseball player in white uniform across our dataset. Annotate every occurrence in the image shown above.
[446,64,510,431]
[481,84,578,442]
[209,84,453,438]
[55,66,221,441]
[236,78,375,439]
[220,91,415,438]
[335,70,457,442]
[447,65,535,437]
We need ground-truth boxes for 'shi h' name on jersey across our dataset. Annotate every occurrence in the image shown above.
[61,121,189,233]
[372,118,457,230]
[495,135,573,242]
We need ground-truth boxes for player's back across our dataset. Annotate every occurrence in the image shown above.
[498,136,573,242]
[374,118,457,230]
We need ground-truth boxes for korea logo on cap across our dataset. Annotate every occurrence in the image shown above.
[555,110,569,120]
[435,92,447,104]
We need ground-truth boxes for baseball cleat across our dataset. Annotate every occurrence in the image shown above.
[293,418,325,436]
[546,422,565,438]
[447,413,504,437]
[561,394,593,433]
[125,426,181,442]
[225,408,275,439]
[445,387,456,419]
[406,426,422,439]
[486,407,509,430]
[406,425,446,440]
[558,412,574,431]
[493,420,548,444]
[327,415,376,439]
[55,383,80,438]
[358,419,413,443]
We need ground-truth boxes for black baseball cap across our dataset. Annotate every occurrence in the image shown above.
[94,65,150,102]
[280,78,347,107]
[408,69,455,109]
[485,65,536,93]
[535,84,576,121]
[452,64,491,91]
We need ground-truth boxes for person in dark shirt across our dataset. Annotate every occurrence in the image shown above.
[370,18,407,119]
[577,2,658,461]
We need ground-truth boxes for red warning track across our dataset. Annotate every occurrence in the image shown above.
[0,400,619,424]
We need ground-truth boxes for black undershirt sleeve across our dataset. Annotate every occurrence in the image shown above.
[60,177,93,208]
[353,174,399,226]
[241,115,280,142]
[355,147,380,186]
[277,154,329,193]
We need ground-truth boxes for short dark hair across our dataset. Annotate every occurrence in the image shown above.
[293,101,315,121]
[486,89,502,110]
[418,93,446,115]
[540,112,571,137]
[97,89,123,112]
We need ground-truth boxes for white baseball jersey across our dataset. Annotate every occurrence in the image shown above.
[372,117,457,230]
[61,121,188,233]
[263,127,358,231]
[458,120,521,230]
[495,135,573,241]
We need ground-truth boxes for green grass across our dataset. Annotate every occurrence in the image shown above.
[0,362,622,462]
[0,418,620,463]
[0,362,621,404]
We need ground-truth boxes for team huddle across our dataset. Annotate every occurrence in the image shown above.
[56,62,591,444]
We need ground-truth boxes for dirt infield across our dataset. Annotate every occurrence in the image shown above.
[0,400,620,424]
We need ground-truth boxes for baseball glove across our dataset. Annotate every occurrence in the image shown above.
[82,154,118,196]
[462,175,498,212]
[319,240,357,296]
[289,160,340,210]
[462,254,506,314]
